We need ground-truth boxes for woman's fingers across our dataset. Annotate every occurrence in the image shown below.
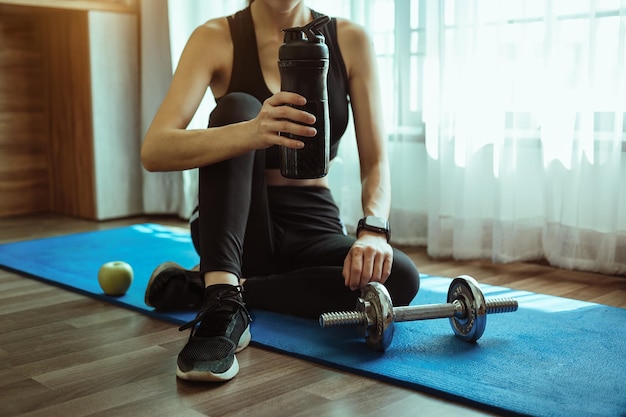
[254,92,317,148]
[343,238,394,291]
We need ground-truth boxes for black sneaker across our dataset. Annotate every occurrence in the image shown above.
[176,284,252,382]
[145,262,204,311]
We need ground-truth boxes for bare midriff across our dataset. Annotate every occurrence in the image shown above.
[264,168,329,187]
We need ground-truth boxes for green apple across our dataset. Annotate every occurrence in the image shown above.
[98,261,134,296]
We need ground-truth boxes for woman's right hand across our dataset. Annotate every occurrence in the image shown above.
[251,91,317,150]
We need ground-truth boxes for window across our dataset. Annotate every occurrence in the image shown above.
[313,0,625,149]
[310,0,425,142]
[435,0,626,149]
[368,0,425,141]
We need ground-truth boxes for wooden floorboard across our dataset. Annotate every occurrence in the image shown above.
[0,213,624,417]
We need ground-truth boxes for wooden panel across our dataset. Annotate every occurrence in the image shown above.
[0,4,141,220]
[40,9,97,218]
[0,8,51,217]
[0,0,137,13]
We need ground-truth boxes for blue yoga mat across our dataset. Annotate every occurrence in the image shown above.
[0,224,624,417]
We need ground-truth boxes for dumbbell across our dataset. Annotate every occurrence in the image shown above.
[319,275,518,352]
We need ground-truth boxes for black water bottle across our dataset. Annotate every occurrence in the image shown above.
[278,15,331,179]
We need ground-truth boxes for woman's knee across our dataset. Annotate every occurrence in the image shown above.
[200,93,265,176]
[209,92,262,127]
[386,249,420,306]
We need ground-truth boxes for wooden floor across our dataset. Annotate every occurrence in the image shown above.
[1,213,625,417]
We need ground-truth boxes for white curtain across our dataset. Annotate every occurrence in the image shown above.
[422,0,626,274]
[140,0,626,275]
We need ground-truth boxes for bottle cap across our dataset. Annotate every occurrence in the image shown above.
[280,15,331,60]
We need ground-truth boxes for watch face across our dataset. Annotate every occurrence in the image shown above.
[366,216,388,229]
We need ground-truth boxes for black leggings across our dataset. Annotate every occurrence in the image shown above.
[190,92,420,318]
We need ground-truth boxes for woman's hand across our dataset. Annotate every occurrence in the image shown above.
[342,232,393,291]
[251,91,317,149]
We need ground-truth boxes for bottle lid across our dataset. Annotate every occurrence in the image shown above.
[280,15,331,60]
[282,15,330,44]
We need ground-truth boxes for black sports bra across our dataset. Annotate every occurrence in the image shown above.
[223,7,350,168]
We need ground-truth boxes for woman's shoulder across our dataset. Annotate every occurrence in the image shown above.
[335,17,369,39]
[184,16,233,65]
[333,17,375,75]
[181,16,233,83]
[191,16,231,43]
[334,17,371,47]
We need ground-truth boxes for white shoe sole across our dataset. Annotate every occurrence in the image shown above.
[176,357,240,382]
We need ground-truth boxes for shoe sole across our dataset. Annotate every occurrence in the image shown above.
[176,356,240,382]
[144,261,184,308]
[176,326,251,382]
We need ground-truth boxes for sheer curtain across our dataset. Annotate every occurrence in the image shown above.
[422,0,626,274]
[140,0,626,275]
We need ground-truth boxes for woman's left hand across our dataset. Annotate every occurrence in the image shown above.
[343,232,393,291]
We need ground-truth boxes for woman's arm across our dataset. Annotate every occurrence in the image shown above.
[141,19,316,172]
[337,20,394,290]
[344,25,391,220]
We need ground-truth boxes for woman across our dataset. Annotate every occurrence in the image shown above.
[141,0,420,382]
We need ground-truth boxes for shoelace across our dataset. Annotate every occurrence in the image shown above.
[178,286,251,338]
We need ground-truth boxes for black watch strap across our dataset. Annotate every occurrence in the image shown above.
[357,216,391,242]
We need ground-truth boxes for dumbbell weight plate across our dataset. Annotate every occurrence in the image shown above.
[447,275,487,342]
[360,282,395,352]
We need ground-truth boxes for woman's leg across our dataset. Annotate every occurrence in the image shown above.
[243,241,420,318]
[146,92,272,311]
[242,186,420,318]
[195,92,275,278]
[176,92,275,382]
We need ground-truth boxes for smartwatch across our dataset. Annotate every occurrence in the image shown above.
[357,216,391,242]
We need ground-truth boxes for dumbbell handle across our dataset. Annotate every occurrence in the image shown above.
[320,298,518,328]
